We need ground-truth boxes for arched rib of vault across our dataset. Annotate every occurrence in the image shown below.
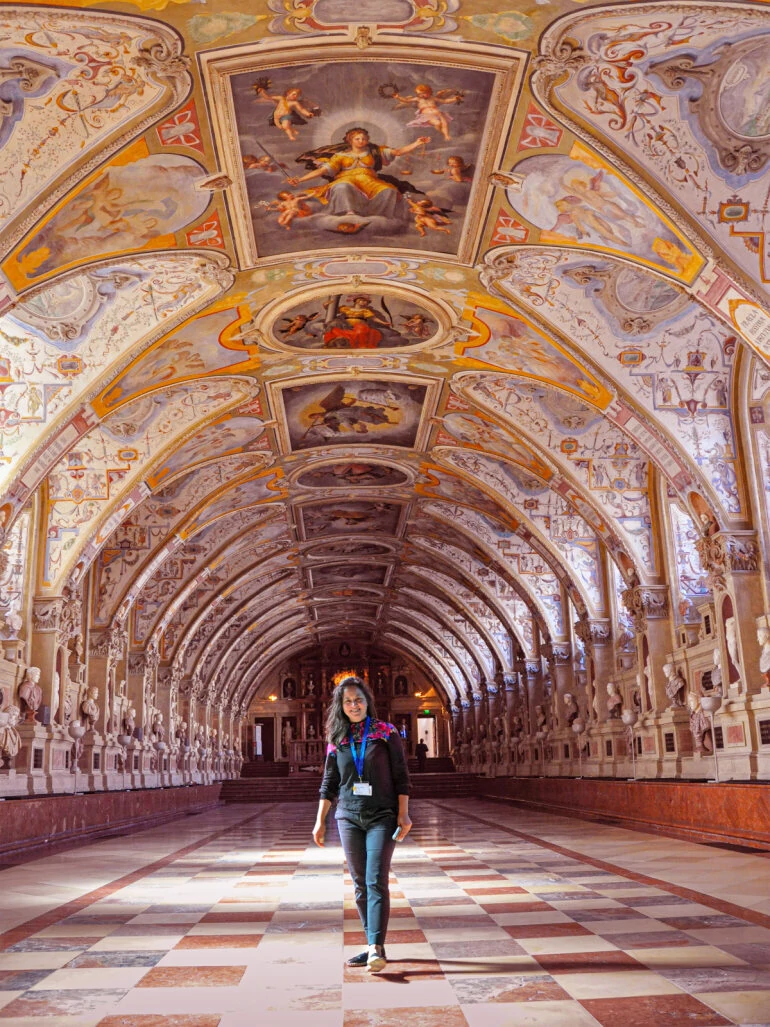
[43,377,257,592]
[420,501,576,634]
[407,512,549,647]
[417,477,602,619]
[421,460,606,614]
[435,387,653,578]
[204,600,311,701]
[90,460,276,629]
[380,631,462,706]
[402,536,526,666]
[399,564,512,675]
[480,246,744,520]
[0,9,190,253]
[407,533,541,661]
[383,563,500,676]
[147,527,290,667]
[130,510,291,660]
[389,581,489,686]
[379,591,483,689]
[177,561,301,674]
[212,608,310,706]
[0,252,233,528]
[381,607,471,699]
[457,376,697,533]
[392,553,512,675]
[187,570,304,690]
[532,3,770,307]
[435,441,643,579]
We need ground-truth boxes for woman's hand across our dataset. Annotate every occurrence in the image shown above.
[312,819,326,847]
[395,814,412,842]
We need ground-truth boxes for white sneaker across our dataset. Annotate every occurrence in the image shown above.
[367,944,386,972]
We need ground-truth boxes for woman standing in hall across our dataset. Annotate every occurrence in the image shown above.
[313,675,412,972]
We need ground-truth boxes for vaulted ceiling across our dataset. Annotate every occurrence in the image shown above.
[1,0,769,714]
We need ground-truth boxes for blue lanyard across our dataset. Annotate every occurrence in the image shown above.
[349,717,370,780]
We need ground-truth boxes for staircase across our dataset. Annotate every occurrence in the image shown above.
[407,756,455,774]
[240,761,290,778]
[220,771,480,804]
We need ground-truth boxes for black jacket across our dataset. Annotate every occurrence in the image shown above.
[320,719,411,821]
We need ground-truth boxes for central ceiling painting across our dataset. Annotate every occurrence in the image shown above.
[275,377,435,451]
[201,37,524,264]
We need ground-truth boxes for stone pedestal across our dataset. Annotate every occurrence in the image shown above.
[16,722,51,795]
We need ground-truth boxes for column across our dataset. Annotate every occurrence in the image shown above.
[696,531,764,694]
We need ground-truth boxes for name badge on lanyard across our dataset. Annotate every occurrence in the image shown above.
[350,717,372,796]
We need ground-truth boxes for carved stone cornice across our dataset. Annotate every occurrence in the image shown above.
[621,585,670,631]
[32,597,63,633]
[574,619,612,648]
[551,643,572,665]
[695,531,760,593]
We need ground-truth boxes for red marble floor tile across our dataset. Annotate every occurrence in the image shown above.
[478,901,553,913]
[579,994,733,1027]
[410,897,477,908]
[462,886,525,895]
[344,929,427,946]
[447,874,508,883]
[137,966,246,988]
[503,922,593,939]
[98,1017,222,1026]
[200,911,274,923]
[173,935,262,950]
[535,951,645,974]
[344,1006,469,1026]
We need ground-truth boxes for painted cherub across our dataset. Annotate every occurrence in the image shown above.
[279,311,319,336]
[406,196,451,236]
[390,83,463,141]
[266,190,315,229]
[432,155,474,183]
[242,153,286,174]
[399,312,435,338]
[252,79,320,142]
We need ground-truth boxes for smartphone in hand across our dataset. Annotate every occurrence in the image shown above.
[392,827,402,841]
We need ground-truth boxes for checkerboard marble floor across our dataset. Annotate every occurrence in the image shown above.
[1,798,770,1026]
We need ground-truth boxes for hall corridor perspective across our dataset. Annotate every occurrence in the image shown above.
[1,800,769,1027]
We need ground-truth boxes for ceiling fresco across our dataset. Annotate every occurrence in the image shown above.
[2,0,770,719]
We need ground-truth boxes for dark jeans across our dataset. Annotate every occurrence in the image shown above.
[337,813,397,947]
